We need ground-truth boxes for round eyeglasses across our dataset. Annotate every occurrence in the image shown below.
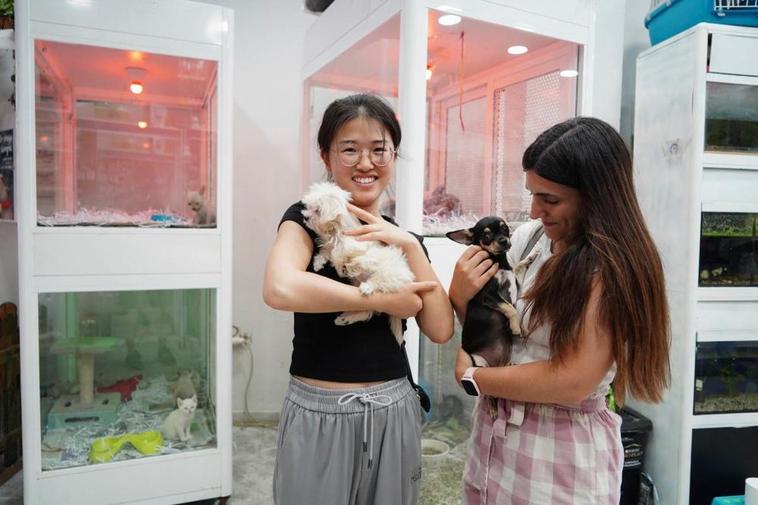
[333,146,396,167]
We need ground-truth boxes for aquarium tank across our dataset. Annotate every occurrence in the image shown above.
[705,81,758,154]
[699,212,758,286]
[694,341,758,415]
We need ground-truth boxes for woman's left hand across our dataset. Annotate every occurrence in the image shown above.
[454,347,475,386]
[345,204,417,251]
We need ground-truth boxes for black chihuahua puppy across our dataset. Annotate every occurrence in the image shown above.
[447,216,522,367]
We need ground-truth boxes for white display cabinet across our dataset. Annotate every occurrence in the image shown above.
[15,1,234,503]
[301,1,624,493]
[632,23,758,505]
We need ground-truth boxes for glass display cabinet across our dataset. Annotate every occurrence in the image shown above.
[16,1,233,503]
[303,1,625,502]
[35,41,218,227]
[694,340,758,415]
[699,212,758,287]
[632,23,758,505]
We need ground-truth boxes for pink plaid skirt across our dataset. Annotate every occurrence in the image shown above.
[463,396,623,504]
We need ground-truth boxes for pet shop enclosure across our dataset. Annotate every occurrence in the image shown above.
[302,1,625,494]
[631,23,758,505]
[15,0,234,503]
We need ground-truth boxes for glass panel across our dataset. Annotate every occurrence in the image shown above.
[699,212,758,286]
[35,40,217,227]
[705,82,758,154]
[303,15,400,216]
[38,289,216,471]
[419,322,473,505]
[424,11,578,235]
[694,341,758,415]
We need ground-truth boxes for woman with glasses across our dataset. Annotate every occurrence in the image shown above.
[263,93,454,505]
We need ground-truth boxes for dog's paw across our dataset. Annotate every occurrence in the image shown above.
[313,254,327,271]
[359,283,375,296]
[335,311,373,326]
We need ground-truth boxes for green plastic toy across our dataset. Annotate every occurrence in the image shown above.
[89,430,164,463]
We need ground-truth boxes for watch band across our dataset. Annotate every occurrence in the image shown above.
[461,366,481,396]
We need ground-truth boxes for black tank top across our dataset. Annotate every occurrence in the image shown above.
[278,202,428,382]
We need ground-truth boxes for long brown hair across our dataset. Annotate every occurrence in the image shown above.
[521,117,670,405]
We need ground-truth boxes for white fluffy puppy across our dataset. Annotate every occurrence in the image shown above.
[301,182,415,345]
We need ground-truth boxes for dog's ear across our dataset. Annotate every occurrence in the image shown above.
[446,228,475,245]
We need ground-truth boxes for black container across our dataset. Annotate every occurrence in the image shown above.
[619,407,653,505]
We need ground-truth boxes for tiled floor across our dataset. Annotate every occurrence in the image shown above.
[0,422,467,504]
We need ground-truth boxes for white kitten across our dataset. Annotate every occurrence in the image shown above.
[162,395,197,442]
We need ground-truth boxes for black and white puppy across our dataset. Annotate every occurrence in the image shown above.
[447,217,526,367]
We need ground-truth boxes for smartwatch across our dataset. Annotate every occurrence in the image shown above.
[461,366,481,396]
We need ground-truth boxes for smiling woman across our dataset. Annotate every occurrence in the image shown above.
[524,170,581,254]
[448,117,671,505]
[262,94,454,505]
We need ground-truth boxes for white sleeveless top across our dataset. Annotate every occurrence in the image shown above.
[507,220,616,400]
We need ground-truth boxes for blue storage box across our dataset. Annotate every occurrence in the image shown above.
[645,0,758,45]
[710,496,744,505]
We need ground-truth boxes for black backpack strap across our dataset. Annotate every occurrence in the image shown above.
[519,224,544,262]
[401,341,431,413]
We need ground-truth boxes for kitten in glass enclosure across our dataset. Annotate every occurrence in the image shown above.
[446,217,539,367]
[162,394,197,442]
[171,370,198,401]
[301,182,415,345]
[187,186,215,225]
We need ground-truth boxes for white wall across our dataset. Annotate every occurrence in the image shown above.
[620,0,653,145]
[202,0,317,417]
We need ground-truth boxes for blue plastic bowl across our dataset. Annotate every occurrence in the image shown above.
[645,0,758,46]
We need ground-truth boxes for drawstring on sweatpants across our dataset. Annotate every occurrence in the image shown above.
[338,392,393,469]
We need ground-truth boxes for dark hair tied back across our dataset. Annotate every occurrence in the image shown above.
[317,94,401,155]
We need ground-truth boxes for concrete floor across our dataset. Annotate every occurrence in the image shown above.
[0,423,465,504]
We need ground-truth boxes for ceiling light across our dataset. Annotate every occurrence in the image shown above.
[507,45,528,55]
[137,120,148,129]
[438,14,461,26]
[130,81,144,94]
[560,69,579,78]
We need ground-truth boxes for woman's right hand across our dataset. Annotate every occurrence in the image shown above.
[449,246,498,316]
[374,281,439,319]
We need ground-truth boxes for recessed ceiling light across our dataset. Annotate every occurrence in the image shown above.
[560,69,579,78]
[438,14,461,26]
[507,45,528,55]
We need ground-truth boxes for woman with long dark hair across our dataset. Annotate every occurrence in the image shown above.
[449,117,670,504]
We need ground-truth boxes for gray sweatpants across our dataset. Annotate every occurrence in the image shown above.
[273,377,423,505]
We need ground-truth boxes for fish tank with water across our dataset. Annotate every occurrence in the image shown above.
[694,340,758,415]
[37,288,216,471]
[699,212,758,286]
[705,81,758,154]
[35,40,217,227]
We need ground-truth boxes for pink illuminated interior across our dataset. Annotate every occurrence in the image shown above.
[35,40,218,226]
[304,10,579,234]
